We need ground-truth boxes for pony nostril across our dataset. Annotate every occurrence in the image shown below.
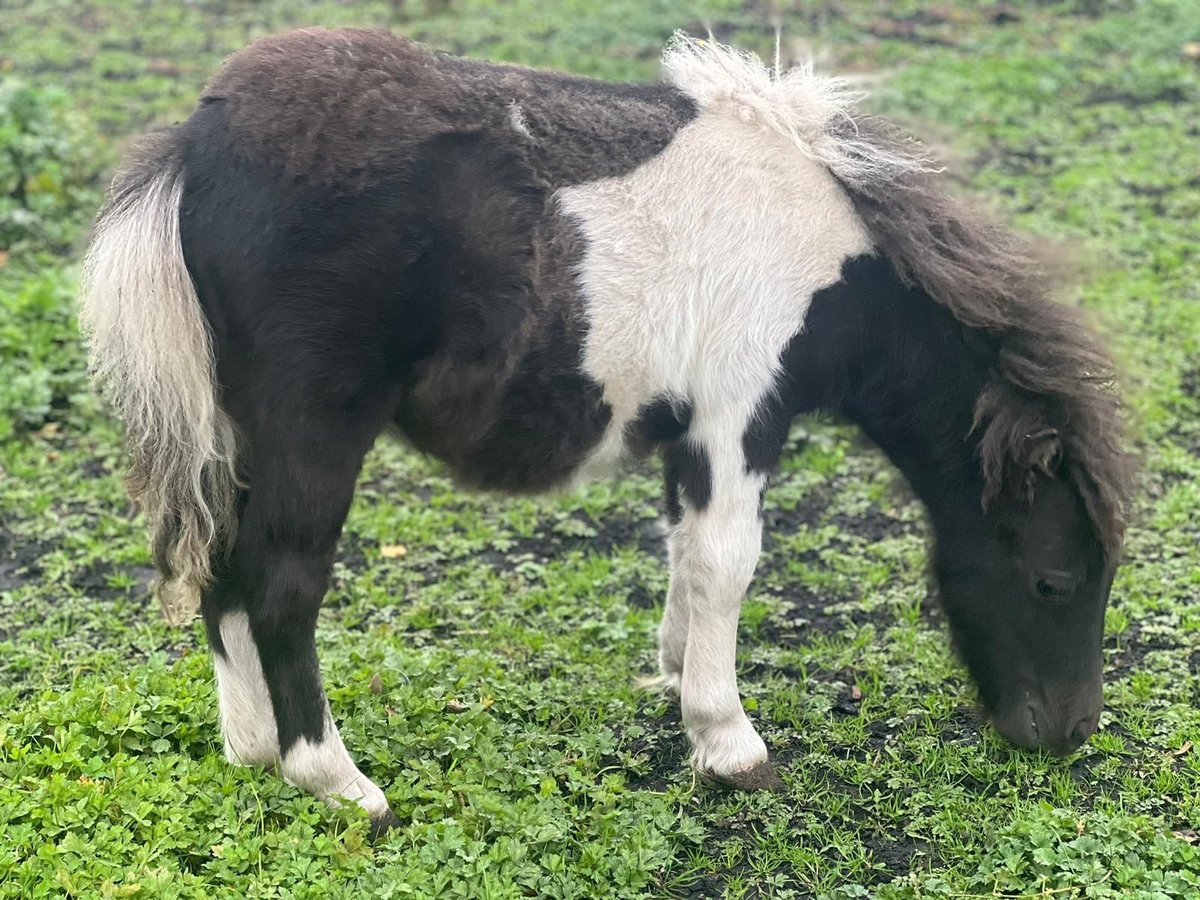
[1070,711,1100,746]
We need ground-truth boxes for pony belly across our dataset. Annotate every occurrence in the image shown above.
[397,346,615,496]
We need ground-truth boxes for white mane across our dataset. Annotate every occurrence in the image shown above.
[661,33,936,188]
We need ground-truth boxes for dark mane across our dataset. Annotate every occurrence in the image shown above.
[832,116,1135,560]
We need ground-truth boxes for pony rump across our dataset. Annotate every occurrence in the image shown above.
[79,131,240,623]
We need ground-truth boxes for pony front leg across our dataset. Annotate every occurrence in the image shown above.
[654,569,690,692]
[669,441,781,790]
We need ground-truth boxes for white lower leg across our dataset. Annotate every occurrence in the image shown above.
[656,569,691,691]
[212,610,279,767]
[681,605,768,775]
[675,458,769,778]
[280,710,390,820]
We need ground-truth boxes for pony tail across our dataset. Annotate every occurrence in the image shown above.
[79,132,240,624]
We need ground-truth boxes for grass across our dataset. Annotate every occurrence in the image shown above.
[1,0,1198,896]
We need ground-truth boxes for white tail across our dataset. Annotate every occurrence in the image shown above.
[78,135,239,624]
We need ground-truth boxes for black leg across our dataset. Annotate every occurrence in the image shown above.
[203,414,396,829]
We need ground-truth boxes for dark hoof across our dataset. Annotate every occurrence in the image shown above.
[704,760,785,793]
[368,809,402,840]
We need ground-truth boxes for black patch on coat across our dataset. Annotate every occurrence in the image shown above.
[176,29,697,495]
[833,116,1133,563]
[179,99,439,432]
[788,254,1115,746]
[664,471,684,526]
[388,128,615,492]
[780,253,997,513]
[663,439,713,525]
[742,389,794,476]
[623,396,702,526]
[626,396,693,459]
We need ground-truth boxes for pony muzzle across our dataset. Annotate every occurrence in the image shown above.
[991,684,1102,756]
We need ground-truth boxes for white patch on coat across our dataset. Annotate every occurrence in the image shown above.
[672,457,769,776]
[558,95,872,469]
[214,611,391,818]
[508,101,532,139]
[558,53,876,776]
[654,542,690,689]
[212,611,279,767]
[280,711,391,819]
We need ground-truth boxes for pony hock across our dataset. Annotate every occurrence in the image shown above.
[79,29,1133,831]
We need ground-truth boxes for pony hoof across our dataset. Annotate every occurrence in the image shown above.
[368,809,402,840]
[705,760,784,793]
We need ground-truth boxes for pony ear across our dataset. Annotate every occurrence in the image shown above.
[975,383,1063,510]
[1019,427,1062,500]
[1022,427,1062,476]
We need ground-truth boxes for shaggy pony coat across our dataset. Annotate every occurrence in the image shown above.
[79,30,1133,828]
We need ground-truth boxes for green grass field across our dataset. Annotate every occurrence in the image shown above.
[1,1,1198,896]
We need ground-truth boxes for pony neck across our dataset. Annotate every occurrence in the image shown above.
[787,254,995,520]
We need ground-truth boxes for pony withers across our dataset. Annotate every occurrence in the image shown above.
[79,29,1134,833]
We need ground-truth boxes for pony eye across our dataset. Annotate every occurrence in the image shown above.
[1035,575,1075,603]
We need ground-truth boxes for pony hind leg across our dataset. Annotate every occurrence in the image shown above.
[202,408,398,834]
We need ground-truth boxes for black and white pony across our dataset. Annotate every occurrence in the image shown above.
[80,29,1133,833]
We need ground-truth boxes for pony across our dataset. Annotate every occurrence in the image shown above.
[79,28,1134,834]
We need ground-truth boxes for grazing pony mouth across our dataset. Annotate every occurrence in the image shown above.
[988,683,1102,756]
